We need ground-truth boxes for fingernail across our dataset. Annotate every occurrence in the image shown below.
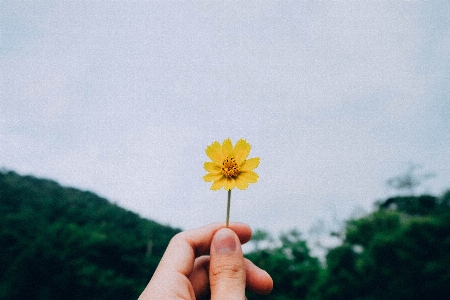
[213,228,237,254]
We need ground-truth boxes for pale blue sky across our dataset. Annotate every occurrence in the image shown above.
[1,1,449,237]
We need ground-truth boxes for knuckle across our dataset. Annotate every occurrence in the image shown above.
[170,231,188,245]
[211,263,243,279]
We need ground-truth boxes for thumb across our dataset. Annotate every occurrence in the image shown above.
[209,228,246,300]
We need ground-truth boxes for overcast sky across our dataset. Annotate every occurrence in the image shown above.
[1,1,449,238]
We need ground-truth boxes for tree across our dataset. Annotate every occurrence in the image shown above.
[386,163,435,195]
[312,191,450,300]
[246,229,320,300]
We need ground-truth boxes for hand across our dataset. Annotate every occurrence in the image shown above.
[139,223,273,299]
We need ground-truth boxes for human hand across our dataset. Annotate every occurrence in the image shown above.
[138,223,273,299]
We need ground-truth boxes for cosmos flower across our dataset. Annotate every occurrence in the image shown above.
[203,138,259,191]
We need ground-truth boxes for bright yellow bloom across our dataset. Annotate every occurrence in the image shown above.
[203,138,259,191]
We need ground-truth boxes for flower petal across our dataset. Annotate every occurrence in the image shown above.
[221,138,233,158]
[233,138,251,164]
[203,172,223,182]
[204,162,221,172]
[239,171,259,183]
[240,157,260,171]
[224,177,236,191]
[206,141,223,164]
[211,177,226,190]
[235,175,249,190]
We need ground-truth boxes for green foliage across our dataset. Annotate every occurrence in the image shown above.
[0,170,180,300]
[246,229,320,300]
[313,192,450,300]
[246,192,450,300]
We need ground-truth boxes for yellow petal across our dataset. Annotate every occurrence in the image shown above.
[204,162,221,172]
[238,171,259,183]
[211,177,226,190]
[233,138,251,164]
[224,177,236,191]
[206,141,223,164]
[203,172,223,182]
[235,176,249,190]
[221,138,233,158]
[240,157,260,171]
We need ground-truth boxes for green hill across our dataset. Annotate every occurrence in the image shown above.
[0,170,180,300]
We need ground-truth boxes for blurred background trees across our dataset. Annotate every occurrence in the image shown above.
[311,192,450,300]
[1,169,449,299]
[246,229,320,300]
[0,170,180,299]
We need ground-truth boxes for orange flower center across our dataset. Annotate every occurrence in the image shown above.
[221,157,239,178]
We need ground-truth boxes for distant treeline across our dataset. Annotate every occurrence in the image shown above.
[246,191,450,300]
[1,170,449,300]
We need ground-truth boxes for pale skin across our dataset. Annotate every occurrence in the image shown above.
[139,223,273,299]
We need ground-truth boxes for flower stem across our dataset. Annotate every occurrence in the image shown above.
[226,189,231,227]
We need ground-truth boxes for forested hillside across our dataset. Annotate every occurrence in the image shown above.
[0,170,180,299]
[1,170,449,300]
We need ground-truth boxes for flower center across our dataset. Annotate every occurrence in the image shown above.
[221,157,239,178]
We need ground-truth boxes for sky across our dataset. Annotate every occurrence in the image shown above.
[1,1,449,240]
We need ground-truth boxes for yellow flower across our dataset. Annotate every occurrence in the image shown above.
[203,138,259,191]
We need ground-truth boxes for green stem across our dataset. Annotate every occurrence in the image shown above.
[226,189,231,227]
